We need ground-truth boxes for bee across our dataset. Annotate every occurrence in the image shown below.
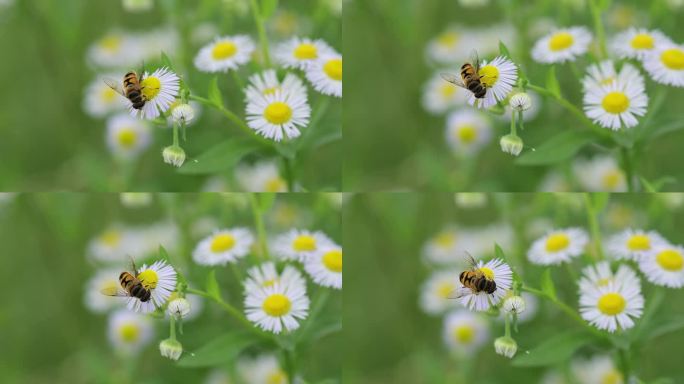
[104,71,152,110]
[440,50,487,99]
[451,252,497,298]
[100,257,151,302]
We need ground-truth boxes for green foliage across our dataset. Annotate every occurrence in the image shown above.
[539,269,556,300]
[516,130,597,165]
[178,139,262,174]
[512,330,594,367]
[177,331,259,367]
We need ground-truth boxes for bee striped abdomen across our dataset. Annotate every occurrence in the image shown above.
[122,71,146,110]
[119,272,152,302]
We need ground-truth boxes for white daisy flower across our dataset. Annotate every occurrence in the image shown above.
[422,226,494,265]
[583,78,648,130]
[245,70,307,101]
[639,244,684,288]
[126,260,177,313]
[606,229,669,261]
[237,353,290,384]
[194,35,255,73]
[527,228,589,265]
[105,114,152,160]
[579,270,643,332]
[458,258,513,311]
[273,37,336,70]
[582,61,645,91]
[643,43,684,87]
[422,71,468,114]
[538,171,571,192]
[83,74,128,117]
[129,67,180,119]
[573,156,628,192]
[572,355,624,384]
[466,56,517,109]
[305,244,343,289]
[87,31,142,68]
[419,269,461,315]
[107,309,154,355]
[192,228,255,266]
[84,268,125,313]
[306,54,342,97]
[236,161,288,192]
[204,369,231,384]
[425,26,472,64]
[244,262,307,293]
[245,88,311,141]
[578,262,641,295]
[531,26,593,64]
[271,229,335,262]
[610,28,673,60]
[87,225,142,263]
[445,109,492,155]
[442,310,489,354]
[244,277,310,334]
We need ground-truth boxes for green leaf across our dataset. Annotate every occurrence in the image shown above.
[161,51,174,71]
[516,130,597,166]
[261,0,278,18]
[540,269,556,300]
[178,138,260,175]
[546,66,561,98]
[512,330,593,367]
[177,331,257,367]
[499,40,511,57]
[645,119,684,141]
[158,245,170,260]
[590,193,610,212]
[645,316,684,341]
[207,76,223,107]
[206,269,221,300]
[640,176,676,192]
[494,243,506,259]
[257,193,276,212]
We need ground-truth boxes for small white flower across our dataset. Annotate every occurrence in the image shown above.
[578,262,641,295]
[445,109,492,155]
[606,229,669,261]
[83,74,128,117]
[159,338,183,361]
[106,114,151,160]
[502,90,541,122]
[582,60,645,91]
[420,270,462,315]
[237,354,290,384]
[458,258,513,311]
[467,56,518,109]
[501,292,538,323]
[162,145,186,168]
[244,277,310,334]
[192,228,254,266]
[306,54,342,97]
[527,228,589,265]
[171,103,196,124]
[509,92,532,111]
[572,355,624,384]
[639,244,684,288]
[244,262,307,293]
[235,161,288,192]
[305,244,343,289]
[425,26,472,64]
[610,28,673,60]
[245,70,307,101]
[107,309,154,355]
[442,310,489,354]
[583,77,648,131]
[274,37,336,70]
[87,31,143,68]
[494,336,518,358]
[573,156,628,192]
[502,295,526,315]
[84,268,125,313]
[422,71,468,114]
[166,292,204,321]
[167,298,191,319]
[194,35,255,73]
[271,229,335,262]
[87,225,140,263]
[126,260,177,313]
[120,192,153,208]
[129,67,180,119]
[643,43,684,87]
[499,134,524,156]
[531,26,592,63]
[246,88,311,141]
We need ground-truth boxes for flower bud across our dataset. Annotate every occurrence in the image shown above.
[494,336,518,358]
[510,92,532,111]
[162,145,186,168]
[499,134,524,156]
[171,104,196,125]
[503,295,526,315]
[167,298,191,319]
[159,338,183,361]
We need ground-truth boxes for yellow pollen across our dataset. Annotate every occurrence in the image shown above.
[263,102,293,124]
[661,48,684,70]
[100,35,121,51]
[602,91,630,114]
[137,269,159,290]
[438,32,459,47]
[627,234,650,251]
[457,124,477,143]
[211,233,236,253]
[453,325,475,343]
[265,177,286,192]
[597,292,626,315]
[437,281,456,299]
[100,230,121,247]
[435,231,456,248]
[322,250,343,272]
[117,129,137,149]
[602,169,624,190]
[630,34,654,50]
[212,41,237,60]
[546,233,570,252]
[656,249,684,271]
[548,32,574,51]
[101,87,117,102]
[140,76,161,100]
[266,371,287,384]
[479,267,494,280]
[119,323,140,342]
[293,235,316,252]
[323,59,343,81]
[601,370,623,384]
[294,43,318,59]
[478,65,499,87]
[262,294,292,316]
[440,83,456,98]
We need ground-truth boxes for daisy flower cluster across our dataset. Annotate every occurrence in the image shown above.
[539,155,628,192]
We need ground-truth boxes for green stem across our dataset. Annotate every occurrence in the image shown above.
[504,313,512,338]
[283,348,296,384]
[296,288,331,343]
[589,0,608,59]
[169,315,177,341]
[510,106,518,136]
[249,0,272,67]
[248,194,270,260]
[583,193,605,260]
[620,147,635,192]
[172,122,180,147]
[282,157,295,192]
[617,348,631,382]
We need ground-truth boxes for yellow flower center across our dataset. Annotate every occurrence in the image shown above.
[457,124,477,143]
[602,91,630,114]
[100,230,121,246]
[266,371,288,384]
[548,32,574,51]
[140,76,161,100]
[602,169,624,190]
[601,370,623,384]
[435,232,456,248]
[119,323,140,342]
[661,48,684,70]
[211,233,236,253]
[117,128,137,149]
[597,292,626,315]
[479,267,494,280]
[265,177,286,192]
[440,83,456,98]
[322,250,343,272]
[478,65,499,87]
[453,325,475,343]
[627,234,650,251]
[656,249,684,271]
[293,43,318,59]
[137,269,159,290]
[438,32,459,47]
[263,102,293,124]
[630,33,654,50]
[546,233,570,252]
[323,58,343,81]
[212,41,237,60]
[100,35,121,51]
[262,294,292,316]
[293,235,316,251]
[437,281,456,299]
[101,87,117,102]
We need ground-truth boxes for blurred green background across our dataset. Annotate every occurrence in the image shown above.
[0,193,341,383]
[344,193,684,383]
[344,0,684,191]
[0,0,341,191]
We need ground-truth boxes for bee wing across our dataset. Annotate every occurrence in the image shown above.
[469,49,481,72]
[100,286,129,297]
[127,255,138,275]
[103,77,125,97]
[448,286,473,299]
[464,251,478,270]
[440,72,467,89]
